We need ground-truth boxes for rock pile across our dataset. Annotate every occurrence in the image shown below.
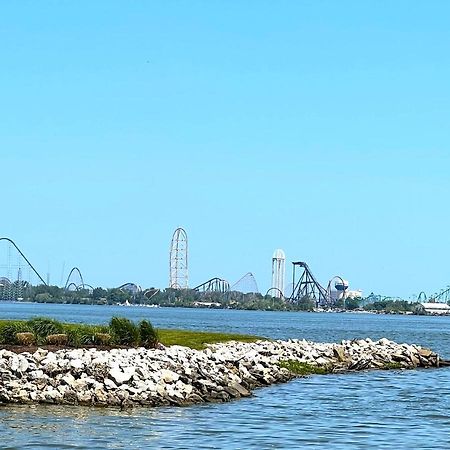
[0,338,442,407]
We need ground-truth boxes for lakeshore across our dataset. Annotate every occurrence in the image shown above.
[2,305,450,448]
[0,337,443,407]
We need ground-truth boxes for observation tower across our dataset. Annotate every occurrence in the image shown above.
[271,249,286,298]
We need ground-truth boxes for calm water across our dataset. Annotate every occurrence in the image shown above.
[1,302,450,449]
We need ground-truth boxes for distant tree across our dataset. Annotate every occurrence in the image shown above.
[106,288,130,305]
[92,287,107,301]
[342,297,361,310]
[297,296,315,311]
[35,293,52,302]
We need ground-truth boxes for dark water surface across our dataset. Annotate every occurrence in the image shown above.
[1,302,450,449]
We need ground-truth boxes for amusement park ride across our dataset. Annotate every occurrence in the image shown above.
[0,231,448,307]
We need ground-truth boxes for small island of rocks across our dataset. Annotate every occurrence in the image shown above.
[0,337,444,407]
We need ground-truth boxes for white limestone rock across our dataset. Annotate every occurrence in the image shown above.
[109,366,135,385]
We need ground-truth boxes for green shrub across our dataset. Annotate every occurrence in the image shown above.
[109,317,139,346]
[139,320,159,348]
[65,324,104,347]
[27,317,63,342]
[46,334,68,345]
[65,325,84,347]
[16,332,36,346]
[0,322,30,344]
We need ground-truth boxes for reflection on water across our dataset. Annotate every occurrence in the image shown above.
[2,368,450,449]
[1,303,450,448]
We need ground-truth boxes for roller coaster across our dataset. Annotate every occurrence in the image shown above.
[65,267,86,291]
[118,282,142,295]
[265,287,285,299]
[368,288,450,305]
[0,237,47,300]
[0,237,47,285]
[289,261,331,307]
[193,272,262,296]
[193,278,230,294]
[427,286,450,303]
[231,272,259,294]
[5,232,450,309]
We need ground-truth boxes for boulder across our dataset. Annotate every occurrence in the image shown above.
[109,366,135,385]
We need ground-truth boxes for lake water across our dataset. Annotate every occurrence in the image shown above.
[1,302,450,449]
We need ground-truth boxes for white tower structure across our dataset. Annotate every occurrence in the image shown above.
[169,227,188,289]
[271,249,286,298]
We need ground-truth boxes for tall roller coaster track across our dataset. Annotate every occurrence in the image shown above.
[266,287,285,299]
[231,272,259,294]
[0,237,47,286]
[64,267,85,290]
[289,261,330,307]
[193,278,230,294]
[64,267,97,292]
[118,282,142,295]
[429,287,450,303]
[417,291,428,302]
[0,237,46,300]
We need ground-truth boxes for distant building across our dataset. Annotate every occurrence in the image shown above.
[346,289,363,299]
[417,302,450,316]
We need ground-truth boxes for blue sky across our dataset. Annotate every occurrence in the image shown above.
[1,1,450,298]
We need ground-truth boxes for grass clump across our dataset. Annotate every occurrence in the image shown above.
[46,334,68,346]
[64,323,109,347]
[0,321,31,344]
[109,317,140,346]
[16,332,36,346]
[27,317,63,343]
[139,320,159,348]
[157,329,262,350]
[94,333,112,346]
[278,360,331,376]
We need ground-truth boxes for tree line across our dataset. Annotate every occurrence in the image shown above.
[0,282,424,313]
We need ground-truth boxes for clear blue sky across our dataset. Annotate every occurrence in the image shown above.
[1,1,450,298]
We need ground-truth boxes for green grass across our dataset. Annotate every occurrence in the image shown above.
[382,362,403,370]
[0,319,262,350]
[278,360,331,376]
[63,323,110,346]
[158,328,262,350]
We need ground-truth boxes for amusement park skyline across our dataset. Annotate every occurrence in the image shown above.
[1,2,450,298]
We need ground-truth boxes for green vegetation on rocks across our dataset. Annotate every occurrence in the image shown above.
[157,329,261,350]
[382,362,403,370]
[278,360,331,376]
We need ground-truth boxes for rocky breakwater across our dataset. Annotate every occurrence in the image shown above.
[0,338,444,407]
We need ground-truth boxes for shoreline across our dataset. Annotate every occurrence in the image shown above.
[2,300,446,316]
[0,338,445,408]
